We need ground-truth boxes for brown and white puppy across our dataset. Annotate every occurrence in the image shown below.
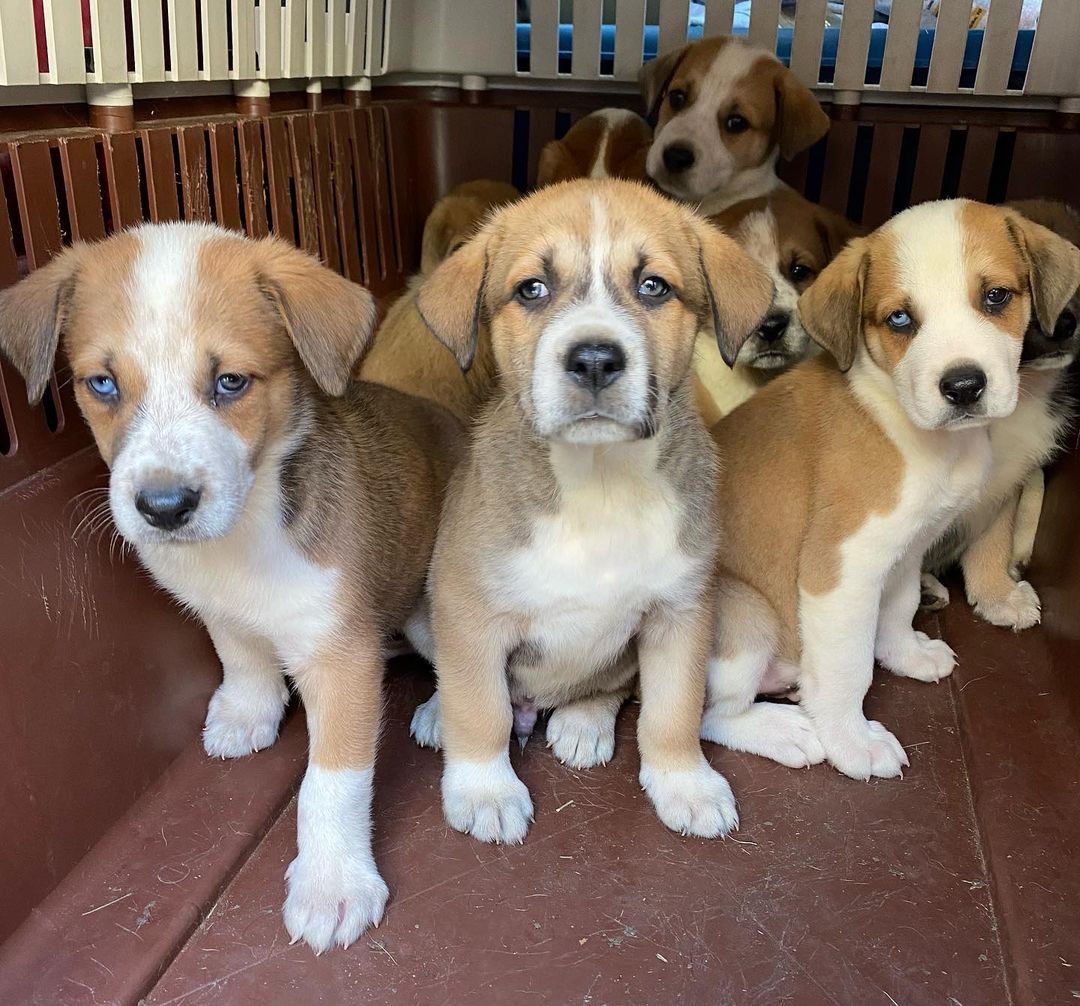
[640,36,830,215]
[359,179,518,423]
[0,224,464,952]
[694,188,862,422]
[408,179,772,842]
[922,198,1080,630]
[536,108,653,187]
[700,200,1080,780]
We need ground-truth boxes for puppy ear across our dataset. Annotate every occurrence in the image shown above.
[0,246,83,404]
[536,138,579,187]
[774,67,830,160]
[416,235,488,371]
[1006,211,1080,334]
[797,237,867,371]
[639,45,689,124]
[696,221,774,367]
[814,205,864,261]
[257,240,377,397]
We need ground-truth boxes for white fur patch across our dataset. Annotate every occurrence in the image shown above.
[639,759,739,837]
[442,752,534,844]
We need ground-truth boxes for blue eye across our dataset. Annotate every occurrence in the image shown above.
[638,275,671,300]
[886,309,913,331]
[516,279,549,302]
[86,374,117,398]
[215,373,250,398]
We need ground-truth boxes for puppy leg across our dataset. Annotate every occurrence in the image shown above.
[283,629,389,953]
[404,595,444,750]
[875,555,956,682]
[202,619,289,759]
[546,687,630,769]
[962,490,1041,631]
[1011,468,1044,575]
[918,572,950,611]
[637,600,739,837]
[702,578,822,769]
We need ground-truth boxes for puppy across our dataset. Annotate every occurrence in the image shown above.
[640,36,830,215]
[408,179,772,842]
[921,198,1080,630]
[694,188,862,422]
[700,200,1080,780]
[536,108,653,186]
[359,179,518,422]
[0,224,464,952]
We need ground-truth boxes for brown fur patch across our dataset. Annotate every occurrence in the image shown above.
[536,111,653,187]
[420,179,519,274]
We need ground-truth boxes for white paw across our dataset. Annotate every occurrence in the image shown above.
[442,753,533,844]
[818,719,909,781]
[283,854,389,953]
[202,678,288,759]
[701,702,825,769]
[410,693,442,750]
[546,702,616,769]
[973,580,1041,632]
[919,573,950,611]
[878,630,956,683]
[640,760,739,837]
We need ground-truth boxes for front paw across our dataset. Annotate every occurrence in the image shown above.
[203,678,289,758]
[442,753,533,844]
[919,573,950,611]
[818,719,909,781]
[283,854,389,953]
[640,760,739,837]
[409,693,442,750]
[972,580,1041,631]
[877,630,956,683]
[546,703,616,769]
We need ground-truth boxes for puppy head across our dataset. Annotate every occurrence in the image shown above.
[0,223,376,546]
[640,37,829,205]
[799,200,1080,430]
[1007,199,1080,371]
[420,179,520,274]
[417,178,772,445]
[712,189,861,373]
[536,108,653,187]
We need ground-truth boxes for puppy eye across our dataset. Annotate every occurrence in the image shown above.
[638,275,671,301]
[886,309,913,331]
[789,263,814,283]
[984,287,1012,311]
[725,114,749,134]
[516,278,549,302]
[215,373,250,398]
[86,374,118,399]
[668,89,687,111]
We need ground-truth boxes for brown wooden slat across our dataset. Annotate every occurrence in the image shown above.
[102,132,144,231]
[1005,131,1080,203]
[236,120,269,239]
[367,108,397,284]
[311,113,342,273]
[0,147,21,286]
[10,142,64,270]
[861,122,906,228]
[177,126,211,224]
[285,115,320,257]
[208,123,242,232]
[379,104,406,278]
[778,147,811,197]
[818,120,859,216]
[348,109,381,285]
[263,117,295,243]
[58,137,106,243]
[329,110,363,283]
[909,124,952,205]
[140,127,180,223]
[956,125,998,202]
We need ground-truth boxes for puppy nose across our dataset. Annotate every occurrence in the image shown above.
[662,144,695,174]
[757,313,789,343]
[1052,310,1077,341]
[939,366,987,407]
[565,342,626,392]
[135,485,201,531]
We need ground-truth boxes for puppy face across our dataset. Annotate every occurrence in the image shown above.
[420,179,520,274]
[799,200,1080,431]
[712,190,860,372]
[417,179,772,445]
[640,38,829,205]
[0,224,376,546]
[536,108,653,187]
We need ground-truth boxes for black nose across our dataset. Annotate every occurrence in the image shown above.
[757,313,789,344]
[135,486,201,531]
[1052,310,1077,341]
[939,366,987,407]
[565,342,626,393]
[662,144,695,174]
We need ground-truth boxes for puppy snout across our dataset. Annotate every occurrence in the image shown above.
[1052,309,1077,341]
[938,365,987,408]
[757,313,789,344]
[135,484,202,531]
[564,342,626,393]
[662,144,695,174]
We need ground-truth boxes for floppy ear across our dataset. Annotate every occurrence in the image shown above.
[257,240,377,397]
[774,67,830,160]
[797,237,867,371]
[639,45,689,124]
[814,205,864,261]
[416,235,488,371]
[696,221,774,367]
[0,246,83,404]
[1006,211,1080,334]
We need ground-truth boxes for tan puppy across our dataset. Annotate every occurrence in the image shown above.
[700,200,1080,780]
[922,198,1080,630]
[694,189,862,423]
[408,179,772,842]
[359,179,519,422]
[640,36,830,214]
[536,108,653,186]
[0,224,464,952]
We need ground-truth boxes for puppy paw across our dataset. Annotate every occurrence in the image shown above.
[546,702,616,769]
[878,630,956,683]
[409,694,442,750]
[283,854,389,953]
[702,702,825,769]
[640,760,739,837]
[818,719,909,781]
[202,678,288,759]
[973,580,1041,632]
[919,573,950,611]
[442,754,533,844]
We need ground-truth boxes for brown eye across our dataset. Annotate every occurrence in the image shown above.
[985,287,1012,311]
[725,114,749,134]
[789,262,814,283]
[669,89,687,111]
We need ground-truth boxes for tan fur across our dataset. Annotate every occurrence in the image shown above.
[419,179,520,274]
[536,109,653,186]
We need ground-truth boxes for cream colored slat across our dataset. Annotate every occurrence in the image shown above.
[88,0,128,82]
[974,0,1022,95]
[232,0,257,78]
[328,0,346,77]
[1026,0,1080,96]
[528,0,558,77]
[41,0,87,84]
[0,0,39,84]
[832,0,875,90]
[572,0,603,79]
[306,0,326,77]
[131,0,165,82]
[366,0,388,75]
[165,0,198,80]
[748,0,780,53]
[283,0,306,77]
[926,0,973,93]
[657,0,689,57]
[613,0,646,79]
[258,0,283,78]
[879,0,922,93]
[199,0,228,79]
[703,0,735,38]
[789,0,827,86]
[345,0,368,76]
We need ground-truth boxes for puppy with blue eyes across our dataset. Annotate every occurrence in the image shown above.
[408,179,773,842]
